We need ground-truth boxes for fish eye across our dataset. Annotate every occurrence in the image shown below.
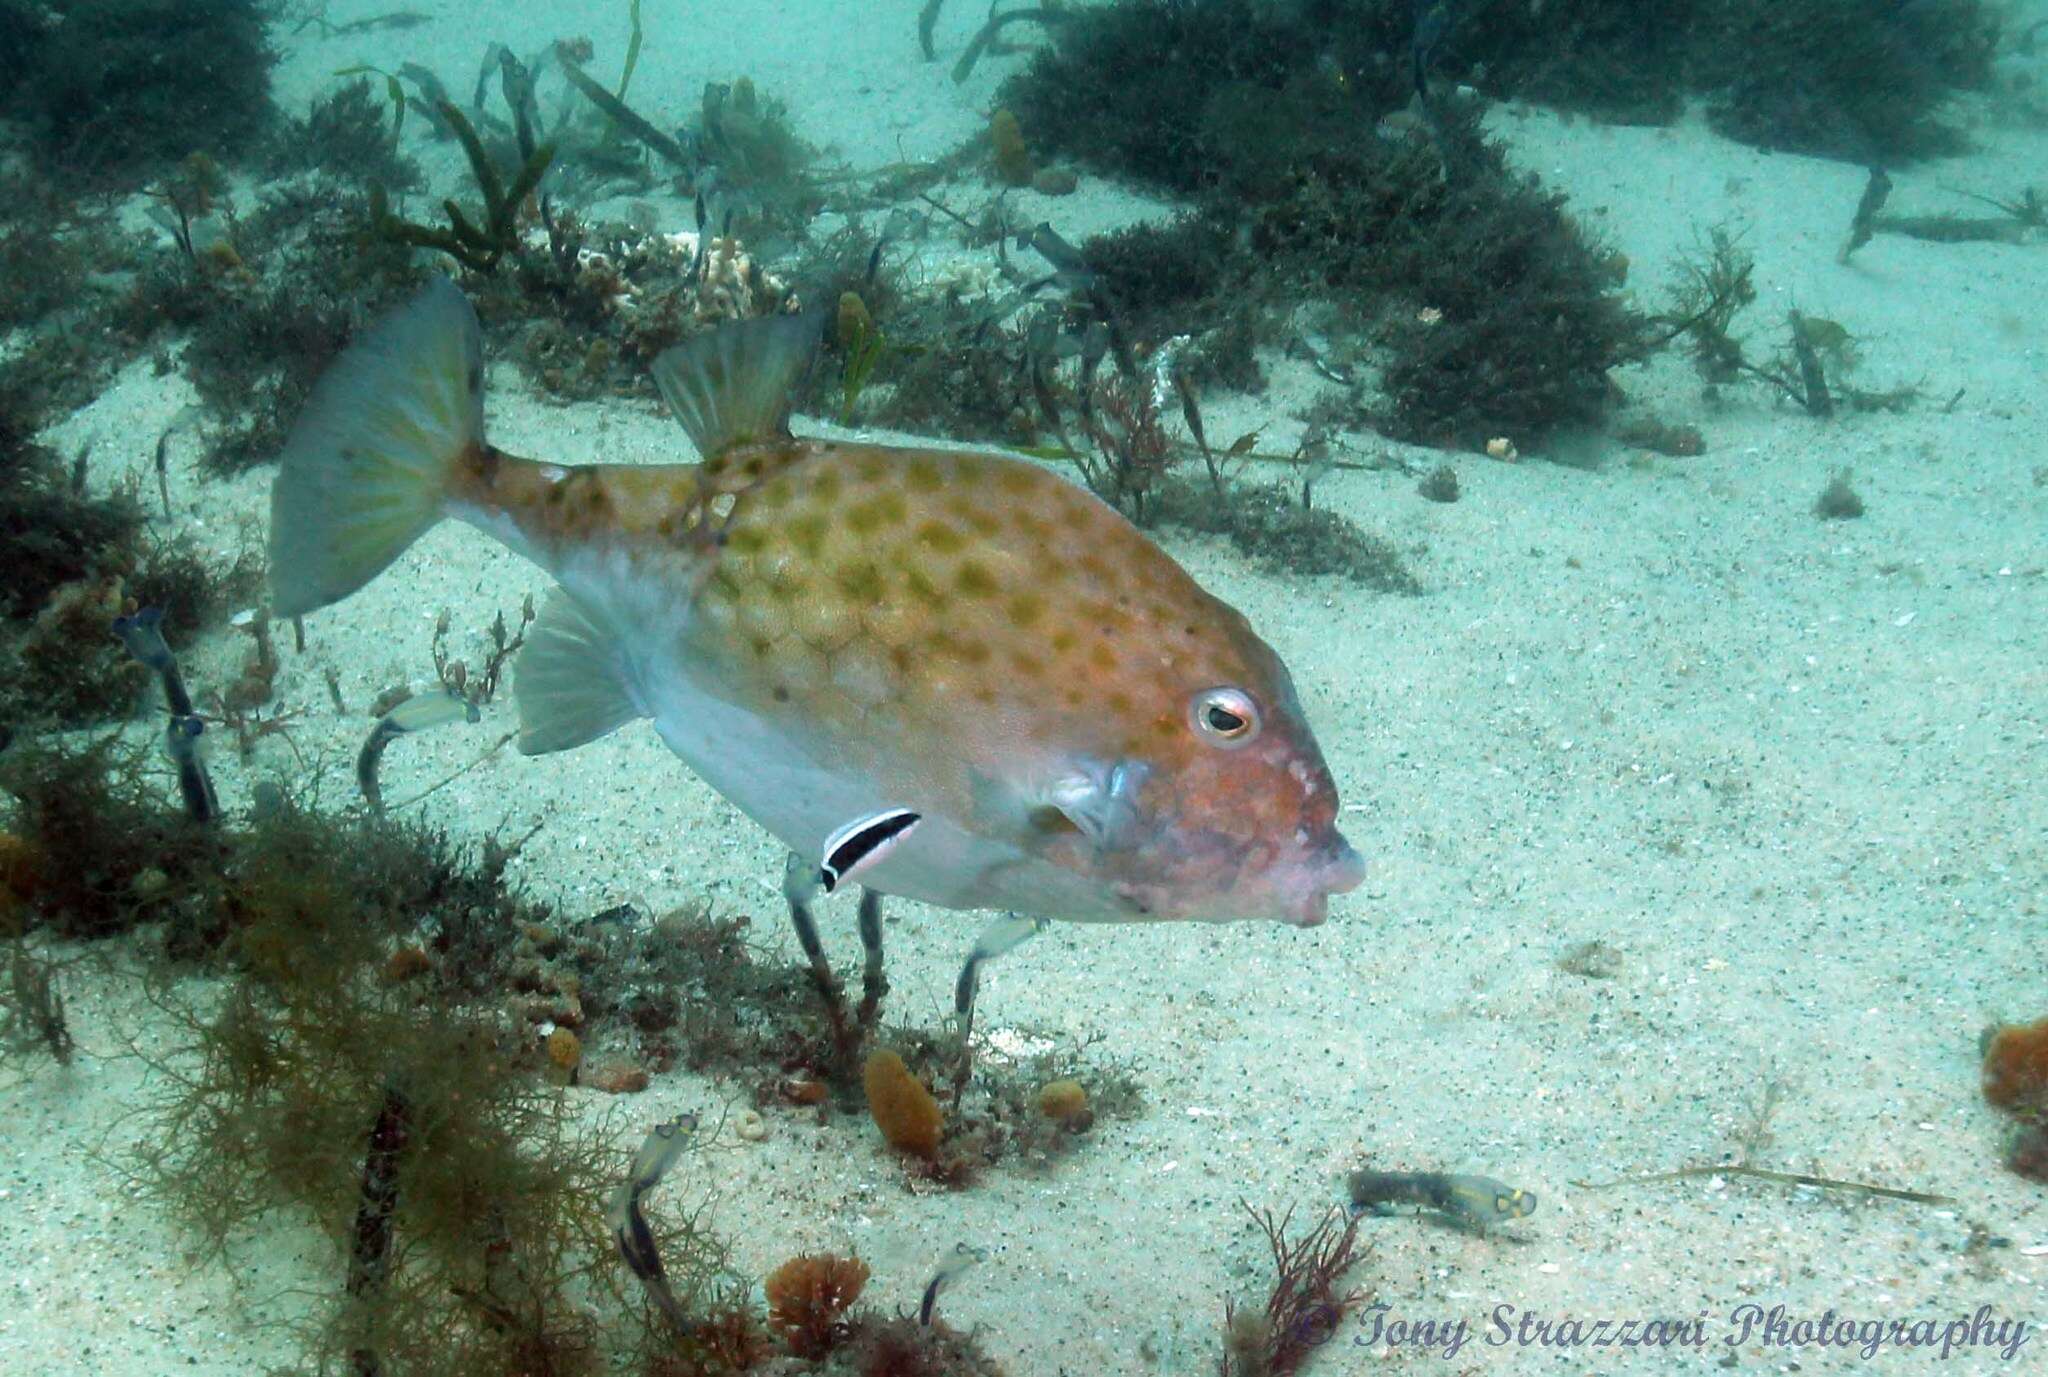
[1191,687,1260,746]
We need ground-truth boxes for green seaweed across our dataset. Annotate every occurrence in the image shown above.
[1433,1,1999,159]
[1,944,73,1066]
[371,101,556,273]
[0,0,277,180]
[332,66,409,143]
[557,54,690,168]
[1839,167,1891,263]
[617,0,644,100]
[57,792,747,1373]
[135,184,417,477]
[1391,0,1996,162]
[125,821,739,1375]
[1653,229,1913,419]
[1693,0,2000,162]
[1654,225,1757,385]
[918,0,947,61]
[1814,468,1864,520]
[1439,0,1685,126]
[1004,6,1641,450]
[269,77,421,191]
[696,75,817,221]
[0,383,260,726]
[0,734,218,941]
[950,6,1069,85]
[1416,464,1459,504]
[838,304,888,425]
[296,9,432,39]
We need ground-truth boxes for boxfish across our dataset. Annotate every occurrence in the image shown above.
[269,278,1364,1046]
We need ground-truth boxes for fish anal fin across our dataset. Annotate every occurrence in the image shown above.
[515,591,645,755]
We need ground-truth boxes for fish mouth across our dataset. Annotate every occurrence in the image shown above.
[1284,835,1366,928]
[1290,896,1332,929]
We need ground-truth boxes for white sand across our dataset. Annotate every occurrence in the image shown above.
[3,2,2044,1373]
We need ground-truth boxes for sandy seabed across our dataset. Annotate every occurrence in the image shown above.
[2,2,2043,1373]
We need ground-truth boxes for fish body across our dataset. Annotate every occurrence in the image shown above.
[271,279,1363,927]
[1347,1169,1538,1230]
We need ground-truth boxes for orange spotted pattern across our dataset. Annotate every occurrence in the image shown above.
[693,442,1271,764]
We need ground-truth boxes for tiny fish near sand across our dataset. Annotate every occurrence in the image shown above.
[268,277,1363,1044]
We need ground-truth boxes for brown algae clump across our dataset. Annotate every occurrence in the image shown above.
[864,1048,943,1158]
[1814,468,1865,520]
[0,734,218,943]
[101,801,745,1375]
[0,829,45,926]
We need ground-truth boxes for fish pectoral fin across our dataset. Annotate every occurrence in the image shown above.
[1043,759,1150,855]
[514,590,646,755]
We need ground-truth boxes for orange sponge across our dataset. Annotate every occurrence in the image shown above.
[1036,1078,1089,1124]
[545,1026,582,1075]
[990,109,1033,186]
[863,1049,942,1158]
[1982,1018,2048,1111]
[764,1253,869,1357]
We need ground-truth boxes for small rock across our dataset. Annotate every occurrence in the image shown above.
[1417,464,1460,504]
[381,946,432,984]
[1031,167,1077,196]
[1615,418,1705,457]
[734,1108,769,1141]
[586,1060,650,1095]
[781,1077,828,1106]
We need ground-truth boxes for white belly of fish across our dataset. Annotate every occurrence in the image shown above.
[642,679,1046,913]
[631,642,1060,915]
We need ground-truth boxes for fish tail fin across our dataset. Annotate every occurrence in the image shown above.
[649,311,822,458]
[268,275,485,618]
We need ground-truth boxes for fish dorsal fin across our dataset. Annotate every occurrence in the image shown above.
[515,590,646,755]
[650,311,823,459]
